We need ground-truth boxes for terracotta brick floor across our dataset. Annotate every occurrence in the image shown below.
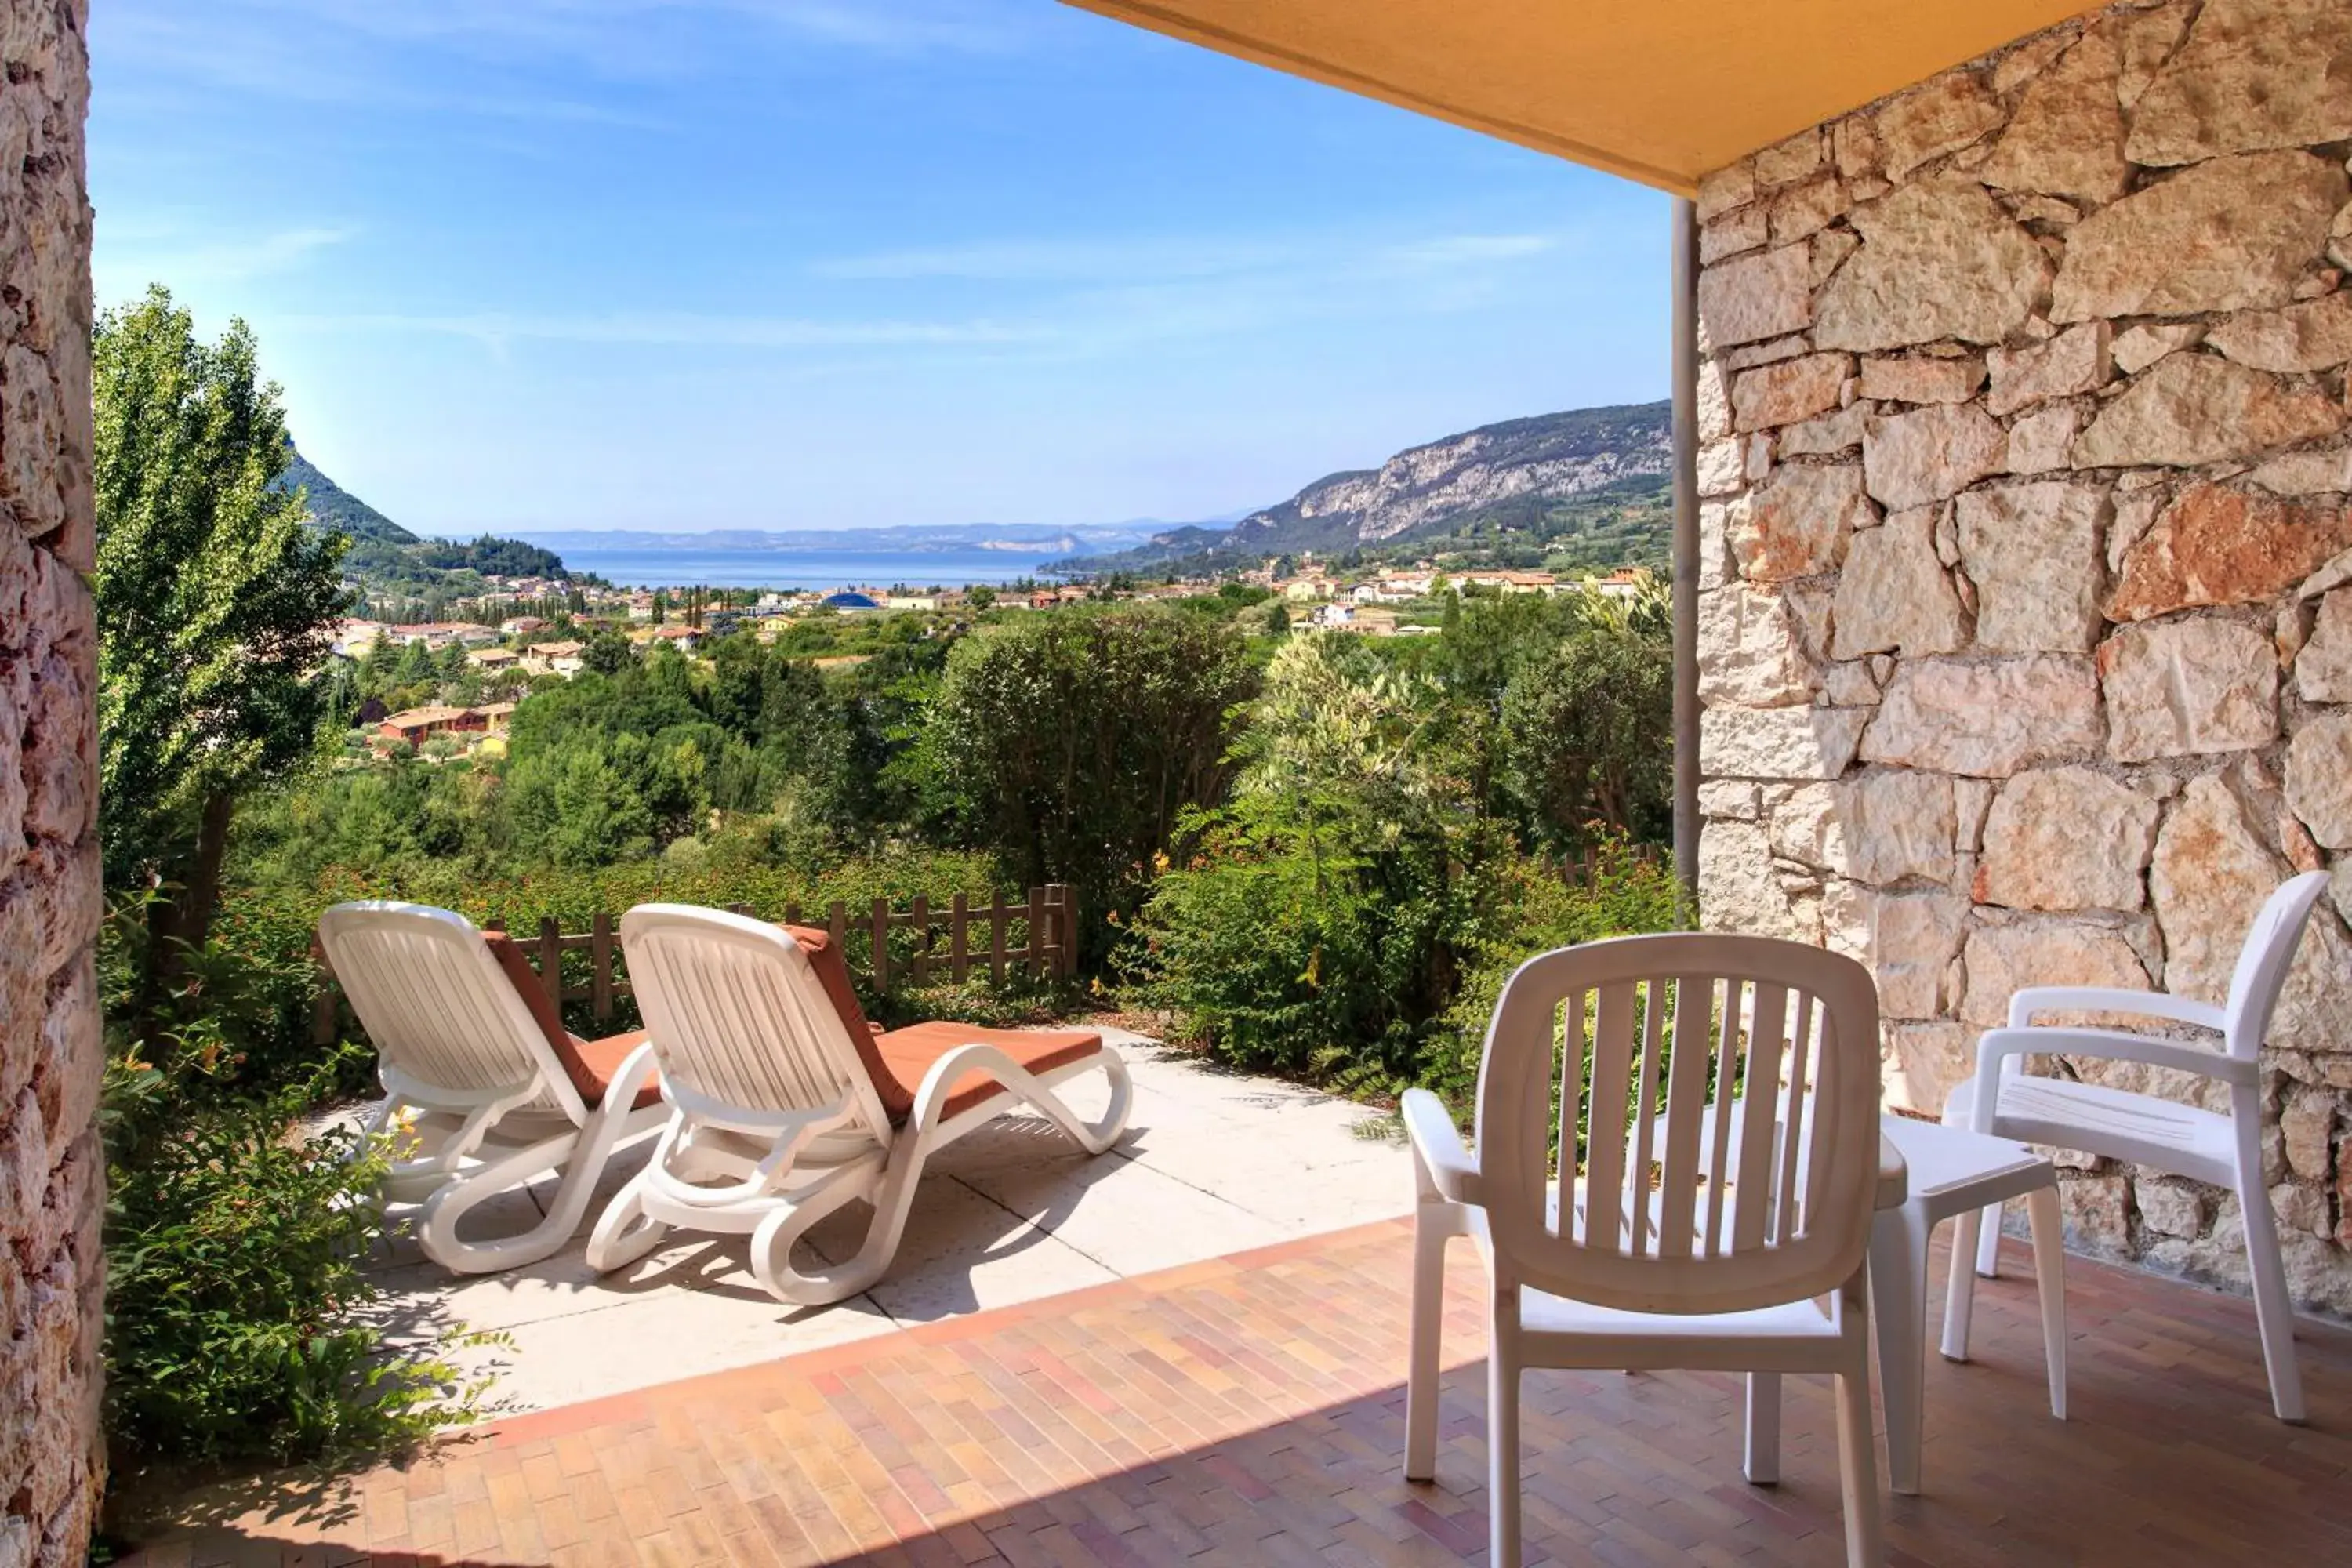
[121,1218,2352,1567]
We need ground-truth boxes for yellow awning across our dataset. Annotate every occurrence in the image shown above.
[1061,1,2096,195]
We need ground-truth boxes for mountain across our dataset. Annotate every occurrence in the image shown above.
[504,522,1174,556]
[1058,401,1672,575]
[1222,401,1670,556]
[278,445,416,545]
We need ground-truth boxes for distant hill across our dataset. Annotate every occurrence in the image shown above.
[1222,402,1670,554]
[278,445,416,545]
[275,442,598,612]
[1059,401,1672,575]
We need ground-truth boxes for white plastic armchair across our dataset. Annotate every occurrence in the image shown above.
[318,901,667,1274]
[1947,869,2329,1422]
[1404,933,1886,1568]
[587,906,1131,1305]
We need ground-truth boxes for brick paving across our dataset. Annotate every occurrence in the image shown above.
[122,1218,2352,1566]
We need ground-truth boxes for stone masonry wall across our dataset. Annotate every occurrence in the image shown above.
[0,2,99,1566]
[1693,0,2352,1314]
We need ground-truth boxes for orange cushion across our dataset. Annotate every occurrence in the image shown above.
[568,1029,664,1111]
[869,1022,1104,1123]
[482,931,661,1110]
[775,924,907,1117]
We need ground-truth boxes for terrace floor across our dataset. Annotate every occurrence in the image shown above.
[356,1030,1417,1415]
[122,1214,2352,1567]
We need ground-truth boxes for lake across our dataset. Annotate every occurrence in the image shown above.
[542,544,1071,591]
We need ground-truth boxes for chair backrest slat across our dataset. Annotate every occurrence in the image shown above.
[1475,933,1878,1317]
[621,905,894,1135]
[1652,975,1710,1262]
[318,902,580,1121]
[1624,980,1666,1261]
[2222,871,2329,1058]
[1582,981,1637,1252]
[1732,982,1790,1253]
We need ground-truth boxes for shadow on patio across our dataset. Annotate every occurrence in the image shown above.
[117,1216,2352,1567]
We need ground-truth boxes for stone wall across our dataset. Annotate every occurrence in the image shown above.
[1693,0,2352,1314]
[0,2,99,1565]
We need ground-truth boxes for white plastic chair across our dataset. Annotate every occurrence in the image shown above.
[586,905,1132,1305]
[1404,933,1886,1568]
[1946,869,2329,1423]
[318,901,667,1274]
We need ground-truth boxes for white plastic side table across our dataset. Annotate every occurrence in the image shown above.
[1871,1114,2067,1495]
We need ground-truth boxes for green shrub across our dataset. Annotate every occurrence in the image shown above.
[1417,837,1687,1110]
[100,907,487,1480]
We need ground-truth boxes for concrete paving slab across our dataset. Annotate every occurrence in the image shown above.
[361,1030,1414,1417]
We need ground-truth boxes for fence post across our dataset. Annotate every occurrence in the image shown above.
[1027,886,1047,978]
[591,912,615,1022]
[311,983,338,1047]
[870,897,891,990]
[989,891,1007,982]
[949,892,969,984]
[538,916,564,1006]
[1055,884,1077,980]
[910,894,930,985]
[785,899,802,927]
[829,899,847,951]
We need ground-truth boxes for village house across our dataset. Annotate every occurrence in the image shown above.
[375,705,488,747]
[466,647,519,672]
[524,639,586,674]
[499,614,551,636]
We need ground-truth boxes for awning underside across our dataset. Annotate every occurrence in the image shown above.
[1062,0,2098,194]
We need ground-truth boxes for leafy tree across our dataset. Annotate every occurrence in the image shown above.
[966,584,996,611]
[921,608,1254,918]
[1500,626,1673,845]
[581,628,636,676]
[94,285,348,999]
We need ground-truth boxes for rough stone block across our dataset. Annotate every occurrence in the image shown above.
[1696,243,1813,349]
[1975,767,2160,911]
[1956,481,2109,652]
[1730,463,1871,581]
[1980,31,2129,205]
[2107,482,2352,621]
[1864,401,2006,508]
[1700,705,1871,781]
[1815,177,2050,350]
[2127,0,2352,165]
[1875,72,2005,183]
[1830,505,1965,657]
[1987,323,2111,416]
[2052,151,2348,321]
[1861,655,2103,777]
[2100,617,2278,763]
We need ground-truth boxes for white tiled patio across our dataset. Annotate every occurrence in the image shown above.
[364,1029,1414,1416]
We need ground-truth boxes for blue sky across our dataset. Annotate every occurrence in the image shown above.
[90,1,1669,536]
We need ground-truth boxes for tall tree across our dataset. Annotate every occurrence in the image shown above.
[94,285,350,975]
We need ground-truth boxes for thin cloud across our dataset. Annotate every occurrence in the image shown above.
[96,224,355,294]
[274,309,1050,352]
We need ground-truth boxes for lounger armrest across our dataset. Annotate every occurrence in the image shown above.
[1401,1088,1478,1206]
[2005,985,2226,1033]
[1974,1026,2256,1116]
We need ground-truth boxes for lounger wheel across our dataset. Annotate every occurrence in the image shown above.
[585,1177,672,1272]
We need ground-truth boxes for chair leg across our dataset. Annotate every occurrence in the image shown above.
[1743,1374,1780,1486]
[1487,1293,1523,1568]
[2025,1184,2067,1421]
[2236,1167,2307,1422]
[416,1134,583,1275]
[1973,1199,2004,1279]
[1871,1205,1929,1497]
[1940,1207,1981,1362]
[1833,1363,1884,1568]
[1403,1207,1450,1483]
[583,1169,671,1273]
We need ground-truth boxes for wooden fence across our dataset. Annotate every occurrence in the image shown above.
[311,884,1081,1044]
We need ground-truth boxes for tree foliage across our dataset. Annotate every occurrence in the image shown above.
[94,285,350,972]
[920,607,1256,916]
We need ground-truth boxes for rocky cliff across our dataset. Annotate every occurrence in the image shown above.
[1221,401,1670,555]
